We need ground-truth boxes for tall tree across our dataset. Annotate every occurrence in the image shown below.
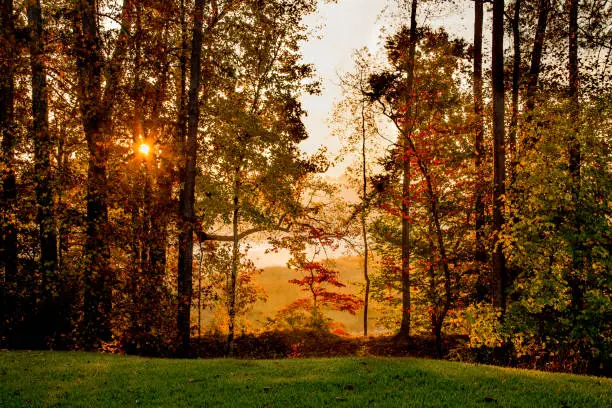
[524,0,551,118]
[567,0,583,322]
[491,0,507,312]
[177,0,205,357]
[27,0,58,306]
[72,0,132,348]
[508,0,521,181]
[399,0,418,339]
[360,97,371,337]
[0,0,18,335]
[568,0,580,201]
[473,0,486,270]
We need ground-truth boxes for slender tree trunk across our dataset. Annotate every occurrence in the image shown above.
[568,0,580,202]
[360,101,370,337]
[399,0,418,339]
[491,0,507,313]
[473,0,486,268]
[28,0,58,336]
[524,0,550,135]
[177,0,205,357]
[509,0,521,183]
[0,0,17,343]
[567,0,584,318]
[227,166,240,356]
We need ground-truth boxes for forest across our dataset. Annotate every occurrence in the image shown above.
[0,0,610,377]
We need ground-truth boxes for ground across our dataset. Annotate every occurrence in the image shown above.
[1,351,610,407]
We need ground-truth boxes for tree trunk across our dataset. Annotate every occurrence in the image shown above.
[227,166,240,356]
[0,0,17,343]
[509,0,521,183]
[567,0,584,321]
[568,0,580,202]
[361,101,370,337]
[491,0,507,313]
[73,0,111,348]
[524,0,550,123]
[473,0,486,269]
[177,0,205,357]
[73,0,132,348]
[399,0,418,339]
[28,0,58,336]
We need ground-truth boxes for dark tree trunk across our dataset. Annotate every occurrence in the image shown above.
[73,0,132,348]
[28,0,58,334]
[0,0,17,342]
[75,0,111,348]
[177,0,205,357]
[491,0,507,313]
[399,0,418,339]
[473,0,486,269]
[227,166,240,356]
[509,0,521,182]
[568,0,580,201]
[567,0,584,320]
[525,0,550,118]
[361,101,370,337]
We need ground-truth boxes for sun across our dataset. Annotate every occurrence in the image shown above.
[138,143,150,156]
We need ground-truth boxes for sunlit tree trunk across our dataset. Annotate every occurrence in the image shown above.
[491,0,507,313]
[177,0,205,357]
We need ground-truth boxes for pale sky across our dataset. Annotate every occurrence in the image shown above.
[298,0,476,177]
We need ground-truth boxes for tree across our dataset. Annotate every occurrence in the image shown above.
[473,0,486,272]
[336,50,381,336]
[508,0,522,181]
[398,0,419,339]
[27,0,58,340]
[177,0,205,358]
[0,0,18,340]
[72,0,133,348]
[491,0,507,313]
[285,253,362,330]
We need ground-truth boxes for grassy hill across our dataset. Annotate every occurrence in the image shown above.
[1,351,610,407]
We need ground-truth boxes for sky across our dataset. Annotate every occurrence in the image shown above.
[298,0,476,177]
[250,0,477,268]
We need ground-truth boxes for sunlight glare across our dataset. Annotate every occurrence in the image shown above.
[139,143,150,156]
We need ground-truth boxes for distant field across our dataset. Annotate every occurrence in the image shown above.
[200,256,389,335]
[1,351,610,407]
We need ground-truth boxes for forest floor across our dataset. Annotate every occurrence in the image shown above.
[1,351,610,407]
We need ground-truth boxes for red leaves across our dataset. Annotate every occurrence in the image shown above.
[287,256,363,317]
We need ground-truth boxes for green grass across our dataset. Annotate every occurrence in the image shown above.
[1,351,610,407]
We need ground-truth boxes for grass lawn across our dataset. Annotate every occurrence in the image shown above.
[1,351,610,407]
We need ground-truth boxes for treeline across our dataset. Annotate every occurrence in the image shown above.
[0,0,338,356]
[336,0,611,373]
[0,0,610,373]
